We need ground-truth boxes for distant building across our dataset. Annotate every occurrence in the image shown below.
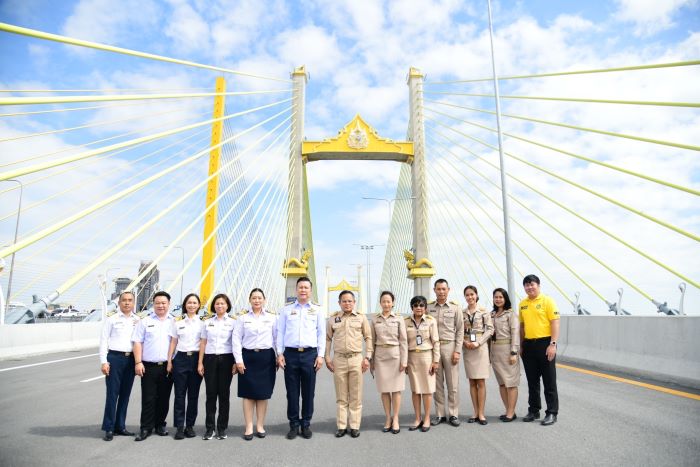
[111,277,132,300]
[136,261,159,311]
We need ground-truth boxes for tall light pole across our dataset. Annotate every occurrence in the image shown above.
[354,243,384,314]
[164,245,185,304]
[362,196,415,291]
[4,179,23,311]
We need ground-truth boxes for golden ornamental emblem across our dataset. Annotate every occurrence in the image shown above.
[347,121,369,149]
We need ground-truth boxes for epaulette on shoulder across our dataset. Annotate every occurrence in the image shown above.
[449,300,460,306]
[266,309,278,315]
[202,314,213,320]
[330,311,340,318]
[227,312,238,319]
[428,300,436,305]
[285,298,295,305]
[106,310,116,318]
[239,309,249,316]
[375,312,382,318]
[136,310,149,319]
[425,314,434,320]
[175,315,184,321]
[404,315,411,320]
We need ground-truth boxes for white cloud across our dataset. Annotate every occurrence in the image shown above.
[163,0,211,55]
[615,0,698,36]
[61,0,160,45]
[274,25,343,78]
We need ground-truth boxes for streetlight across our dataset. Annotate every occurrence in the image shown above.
[164,245,185,304]
[3,179,23,311]
[361,196,415,291]
[354,243,384,314]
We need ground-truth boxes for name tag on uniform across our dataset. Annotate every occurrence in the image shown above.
[335,317,341,323]
[290,311,297,315]
[469,332,476,343]
[416,335,423,345]
[208,322,215,327]
[178,326,185,330]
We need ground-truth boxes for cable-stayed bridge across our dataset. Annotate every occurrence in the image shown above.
[0,16,698,467]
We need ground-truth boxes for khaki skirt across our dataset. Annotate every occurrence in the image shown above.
[407,350,435,394]
[463,344,490,380]
[374,345,405,393]
[490,343,520,387]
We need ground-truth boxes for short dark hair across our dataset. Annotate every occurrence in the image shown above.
[338,290,355,300]
[249,288,265,299]
[410,295,427,308]
[211,293,232,313]
[379,290,395,302]
[434,278,449,287]
[296,276,313,288]
[463,285,479,302]
[181,293,201,312]
[118,291,135,300]
[523,274,540,285]
[492,288,512,312]
[153,291,171,302]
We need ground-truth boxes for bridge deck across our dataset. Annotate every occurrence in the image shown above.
[0,350,698,467]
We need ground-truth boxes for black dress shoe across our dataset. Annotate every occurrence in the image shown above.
[134,430,151,442]
[523,411,540,422]
[103,431,113,441]
[382,426,391,433]
[448,416,461,427]
[286,427,299,440]
[478,418,488,425]
[350,429,360,438]
[184,426,196,438]
[255,431,266,438]
[408,420,423,431]
[155,426,168,436]
[432,416,446,425]
[391,428,400,434]
[499,414,507,421]
[502,414,517,423]
[301,426,312,439]
[420,425,430,432]
[243,433,254,441]
[174,427,185,440]
[114,429,135,436]
[541,414,557,426]
[467,417,478,423]
[335,429,347,438]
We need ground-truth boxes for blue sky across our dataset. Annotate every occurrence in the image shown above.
[1,0,698,314]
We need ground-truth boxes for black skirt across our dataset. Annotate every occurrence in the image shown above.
[237,348,276,400]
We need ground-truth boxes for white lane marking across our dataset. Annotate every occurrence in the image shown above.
[0,352,98,372]
[80,375,105,383]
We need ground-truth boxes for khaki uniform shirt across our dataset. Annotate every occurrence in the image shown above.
[325,310,372,359]
[405,314,440,363]
[427,300,464,348]
[491,309,519,354]
[463,306,494,346]
[371,312,408,367]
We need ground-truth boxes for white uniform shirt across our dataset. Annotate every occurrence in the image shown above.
[99,311,140,364]
[131,312,173,362]
[232,309,277,362]
[276,301,325,355]
[201,314,235,355]
[170,314,203,353]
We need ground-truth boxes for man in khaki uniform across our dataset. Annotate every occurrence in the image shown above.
[428,278,464,427]
[325,290,372,438]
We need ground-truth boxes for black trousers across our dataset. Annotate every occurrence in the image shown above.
[203,353,234,432]
[283,347,318,429]
[140,362,173,431]
[172,351,202,428]
[522,337,558,415]
[101,351,135,432]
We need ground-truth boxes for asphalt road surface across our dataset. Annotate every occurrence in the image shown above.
[0,349,698,467]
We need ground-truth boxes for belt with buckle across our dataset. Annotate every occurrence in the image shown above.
[335,352,360,358]
[286,347,316,352]
[144,361,166,365]
[184,351,198,356]
[108,350,132,357]
[244,348,266,353]
[376,344,397,348]
[493,339,511,345]
[439,339,452,344]
[410,349,431,353]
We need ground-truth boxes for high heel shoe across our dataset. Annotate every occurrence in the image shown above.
[408,420,423,431]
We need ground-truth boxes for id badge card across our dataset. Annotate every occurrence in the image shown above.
[416,335,423,346]
[469,332,476,343]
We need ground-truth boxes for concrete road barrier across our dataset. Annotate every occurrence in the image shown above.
[0,322,101,359]
[558,315,700,389]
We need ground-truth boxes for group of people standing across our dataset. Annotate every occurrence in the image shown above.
[99,274,559,443]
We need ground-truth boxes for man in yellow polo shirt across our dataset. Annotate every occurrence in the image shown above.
[519,274,559,426]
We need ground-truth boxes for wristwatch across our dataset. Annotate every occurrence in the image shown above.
[550,341,557,347]
[510,351,517,356]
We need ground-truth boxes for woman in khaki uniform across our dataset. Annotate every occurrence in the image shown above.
[371,291,408,434]
[462,285,493,425]
[405,295,440,432]
[490,288,520,422]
